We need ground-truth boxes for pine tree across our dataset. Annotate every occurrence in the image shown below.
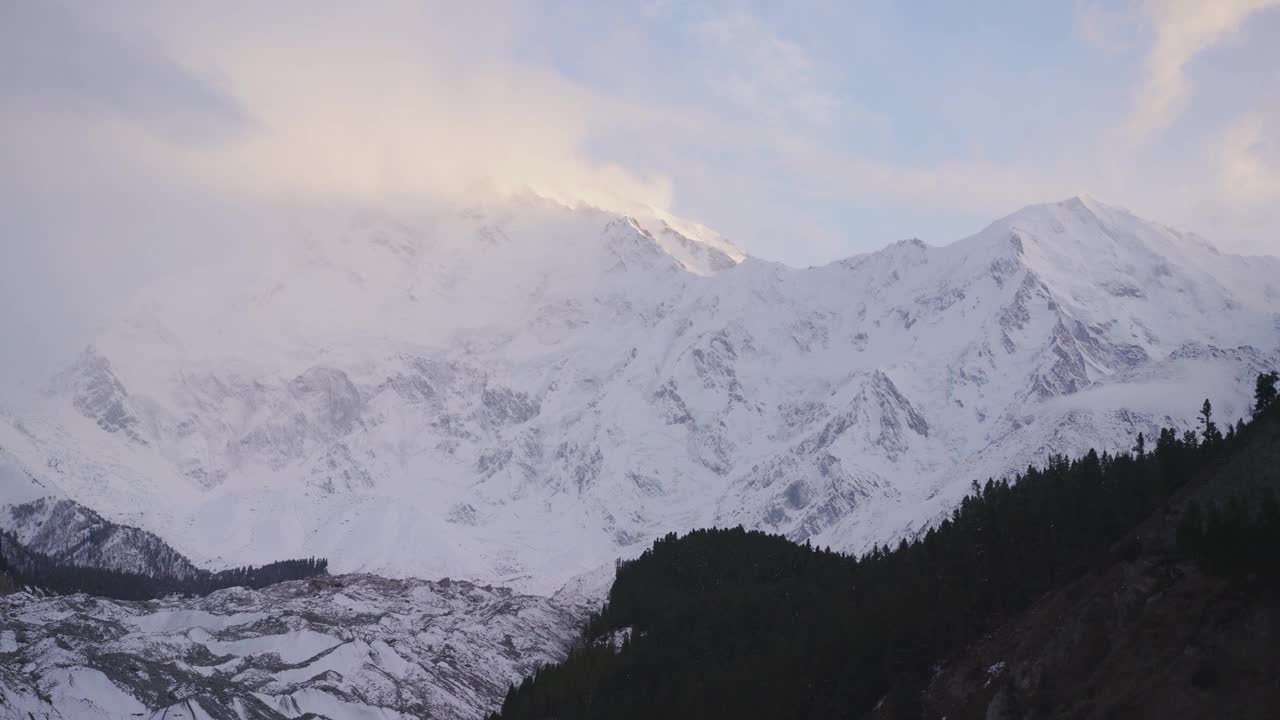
[1199,399,1221,446]
[1255,371,1279,417]
[1182,429,1199,449]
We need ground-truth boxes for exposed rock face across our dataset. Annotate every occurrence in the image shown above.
[289,366,362,437]
[58,347,148,445]
[0,195,1276,593]
[0,574,585,720]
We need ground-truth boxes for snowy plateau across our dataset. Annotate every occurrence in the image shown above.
[1,194,1278,718]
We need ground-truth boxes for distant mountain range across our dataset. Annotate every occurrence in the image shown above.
[2,195,1277,596]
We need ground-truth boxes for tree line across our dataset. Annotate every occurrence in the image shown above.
[0,530,328,601]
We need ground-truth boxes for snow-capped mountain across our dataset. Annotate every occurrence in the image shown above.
[2,195,1277,593]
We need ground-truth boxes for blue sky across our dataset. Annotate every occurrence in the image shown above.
[1,1,1278,377]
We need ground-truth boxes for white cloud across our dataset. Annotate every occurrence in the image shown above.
[693,13,839,127]
[4,3,676,218]
[1217,113,1280,203]
[1128,0,1280,139]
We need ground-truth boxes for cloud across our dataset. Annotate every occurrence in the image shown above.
[0,3,251,146]
[693,13,839,127]
[2,3,675,218]
[1128,0,1280,139]
[1216,113,1280,204]
[178,52,677,213]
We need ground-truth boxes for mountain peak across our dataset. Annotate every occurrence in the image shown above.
[627,213,746,275]
[1062,192,1103,211]
[1000,195,1231,259]
[1009,194,1121,227]
[986,195,1200,258]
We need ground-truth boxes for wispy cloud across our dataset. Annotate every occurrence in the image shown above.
[2,4,676,217]
[693,13,840,127]
[1216,113,1280,203]
[1128,0,1280,139]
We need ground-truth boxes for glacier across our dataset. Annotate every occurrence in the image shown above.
[0,573,585,719]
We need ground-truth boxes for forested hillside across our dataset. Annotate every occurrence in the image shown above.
[493,374,1280,720]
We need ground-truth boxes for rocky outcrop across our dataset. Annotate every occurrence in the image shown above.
[57,347,148,445]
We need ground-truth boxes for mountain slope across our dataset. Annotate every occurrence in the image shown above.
[491,392,1280,720]
[1,196,1276,592]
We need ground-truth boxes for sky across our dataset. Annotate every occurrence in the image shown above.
[2,0,1279,381]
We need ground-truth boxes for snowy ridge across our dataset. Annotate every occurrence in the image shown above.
[0,196,1277,595]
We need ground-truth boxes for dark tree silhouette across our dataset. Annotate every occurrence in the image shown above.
[1199,398,1222,445]
[1256,370,1279,417]
[0,533,328,601]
